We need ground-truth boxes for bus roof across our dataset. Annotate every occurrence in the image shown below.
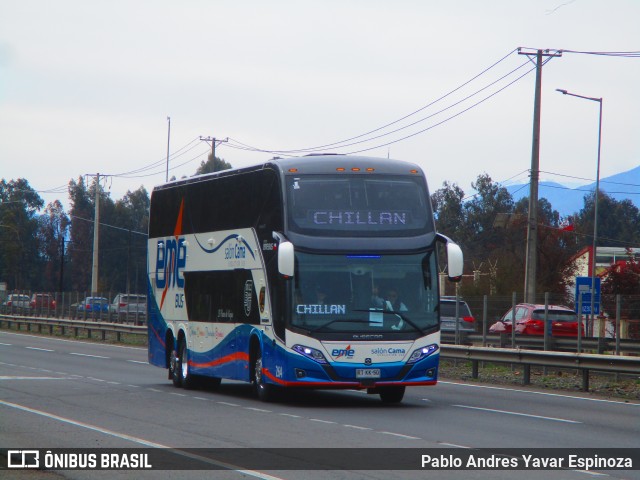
[153,154,425,192]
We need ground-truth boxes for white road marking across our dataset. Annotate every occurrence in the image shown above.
[310,418,336,424]
[439,381,640,406]
[69,352,109,359]
[343,424,372,431]
[0,399,284,480]
[127,360,148,364]
[438,442,473,449]
[25,347,54,352]
[0,376,68,380]
[378,431,421,440]
[452,404,582,423]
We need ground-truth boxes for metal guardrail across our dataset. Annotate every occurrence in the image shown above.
[440,344,640,392]
[441,331,640,355]
[1,314,638,392]
[0,314,145,342]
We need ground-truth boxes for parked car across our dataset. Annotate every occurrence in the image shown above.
[2,294,31,313]
[440,296,475,332]
[77,297,110,314]
[489,303,584,337]
[30,293,56,311]
[110,293,147,321]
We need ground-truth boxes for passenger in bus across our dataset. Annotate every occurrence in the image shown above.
[315,285,330,305]
[385,288,408,312]
[385,288,407,331]
[371,284,385,308]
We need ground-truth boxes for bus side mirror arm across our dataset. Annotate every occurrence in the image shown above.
[436,233,464,282]
[273,232,295,278]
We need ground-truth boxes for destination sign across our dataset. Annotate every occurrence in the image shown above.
[310,210,410,226]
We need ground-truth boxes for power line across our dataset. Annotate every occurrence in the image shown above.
[224,58,542,158]
[70,214,147,236]
[561,49,640,58]
[539,170,640,188]
[110,137,202,178]
[344,60,543,155]
[224,49,526,155]
[110,148,210,179]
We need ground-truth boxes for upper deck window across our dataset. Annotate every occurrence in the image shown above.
[286,174,433,237]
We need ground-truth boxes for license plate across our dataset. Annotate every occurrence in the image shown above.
[356,368,381,379]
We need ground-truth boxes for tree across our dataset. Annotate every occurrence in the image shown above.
[431,173,578,298]
[600,250,640,322]
[195,154,232,175]
[431,181,467,240]
[0,178,44,290]
[102,186,150,294]
[464,173,514,238]
[68,177,94,292]
[601,250,640,296]
[37,200,70,291]
[574,191,640,249]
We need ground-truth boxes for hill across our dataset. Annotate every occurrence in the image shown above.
[505,165,640,217]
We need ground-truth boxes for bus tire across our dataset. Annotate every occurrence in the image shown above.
[379,386,405,404]
[176,338,196,389]
[170,347,181,387]
[254,348,275,402]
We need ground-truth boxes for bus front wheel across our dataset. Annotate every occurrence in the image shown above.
[379,386,405,404]
[254,349,275,402]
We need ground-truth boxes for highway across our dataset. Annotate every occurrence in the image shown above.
[1,330,638,479]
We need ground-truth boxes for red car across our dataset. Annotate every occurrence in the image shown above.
[30,293,56,311]
[489,303,584,337]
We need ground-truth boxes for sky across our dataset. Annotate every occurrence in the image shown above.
[1,0,638,212]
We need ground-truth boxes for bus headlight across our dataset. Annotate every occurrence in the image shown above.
[292,344,328,364]
[407,344,438,364]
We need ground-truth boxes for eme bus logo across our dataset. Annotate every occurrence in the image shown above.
[332,345,355,359]
[155,237,187,290]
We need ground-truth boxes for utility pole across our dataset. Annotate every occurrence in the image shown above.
[199,136,228,170]
[90,173,100,295]
[127,228,131,294]
[519,48,562,304]
[166,116,171,182]
[58,236,65,293]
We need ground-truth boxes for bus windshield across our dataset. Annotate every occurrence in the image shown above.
[286,174,433,237]
[291,251,438,334]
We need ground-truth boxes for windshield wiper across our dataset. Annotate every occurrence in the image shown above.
[309,318,369,333]
[352,309,424,333]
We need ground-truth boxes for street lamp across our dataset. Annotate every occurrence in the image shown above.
[556,88,603,335]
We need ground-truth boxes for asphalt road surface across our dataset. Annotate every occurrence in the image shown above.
[1,330,638,480]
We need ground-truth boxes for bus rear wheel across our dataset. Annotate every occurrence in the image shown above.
[379,386,405,404]
[174,338,196,389]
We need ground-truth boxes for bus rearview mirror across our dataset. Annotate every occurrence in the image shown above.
[278,241,295,277]
[447,242,463,282]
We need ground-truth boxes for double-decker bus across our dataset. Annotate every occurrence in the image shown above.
[147,154,463,403]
